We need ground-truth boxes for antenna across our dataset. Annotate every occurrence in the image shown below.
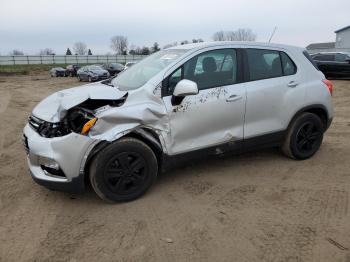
[268,27,278,43]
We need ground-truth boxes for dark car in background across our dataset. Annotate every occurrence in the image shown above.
[311,52,350,78]
[50,67,66,77]
[101,63,125,76]
[77,65,110,82]
[65,64,80,77]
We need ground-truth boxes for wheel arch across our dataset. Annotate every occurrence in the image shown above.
[288,104,330,131]
[82,127,164,185]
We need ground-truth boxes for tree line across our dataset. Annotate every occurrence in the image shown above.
[8,28,256,55]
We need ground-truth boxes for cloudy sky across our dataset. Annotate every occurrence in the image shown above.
[0,0,349,55]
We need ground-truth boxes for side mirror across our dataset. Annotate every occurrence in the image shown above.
[173,79,198,97]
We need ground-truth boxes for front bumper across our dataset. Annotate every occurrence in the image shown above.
[23,124,96,194]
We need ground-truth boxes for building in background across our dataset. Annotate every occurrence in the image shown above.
[307,25,350,54]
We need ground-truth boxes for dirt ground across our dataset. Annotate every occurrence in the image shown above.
[0,73,349,262]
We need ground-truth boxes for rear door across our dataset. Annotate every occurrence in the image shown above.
[243,48,301,143]
[314,54,336,75]
[162,48,246,155]
[335,53,350,75]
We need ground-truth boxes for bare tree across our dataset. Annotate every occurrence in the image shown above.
[110,35,128,55]
[39,48,55,55]
[9,49,24,55]
[73,42,87,55]
[232,28,256,41]
[213,29,256,41]
[213,31,226,41]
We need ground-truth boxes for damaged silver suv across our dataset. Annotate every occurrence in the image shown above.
[23,42,333,202]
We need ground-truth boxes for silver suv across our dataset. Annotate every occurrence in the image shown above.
[23,42,333,202]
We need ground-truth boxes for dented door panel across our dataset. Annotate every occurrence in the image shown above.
[162,84,246,155]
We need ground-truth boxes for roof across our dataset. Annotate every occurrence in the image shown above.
[168,41,304,52]
[335,25,350,33]
[306,42,335,50]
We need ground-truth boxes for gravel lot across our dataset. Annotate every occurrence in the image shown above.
[0,74,349,262]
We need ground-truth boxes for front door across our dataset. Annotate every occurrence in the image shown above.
[161,48,246,155]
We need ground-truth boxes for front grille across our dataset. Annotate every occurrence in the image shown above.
[28,115,44,132]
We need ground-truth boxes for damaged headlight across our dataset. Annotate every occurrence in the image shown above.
[66,107,97,135]
[28,115,71,138]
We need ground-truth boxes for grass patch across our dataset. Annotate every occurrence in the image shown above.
[0,64,71,76]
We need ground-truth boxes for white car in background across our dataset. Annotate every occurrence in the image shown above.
[124,61,137,69]
[23,42,333,202]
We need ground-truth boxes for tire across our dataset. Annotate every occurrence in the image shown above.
[89,137,158,202]
[282,113,324,160]
[88,76,92,82]
[77,75,81,82]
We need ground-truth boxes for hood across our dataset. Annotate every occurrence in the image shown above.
[91,69,108,75]
[32,82,127,122]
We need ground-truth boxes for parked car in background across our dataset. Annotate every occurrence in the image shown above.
[101,63,125,76]
[311,52,350,78]
[65,64,80,77]
[77,65,110,82]
[125,62,137,69]
[50,67,66,77]
[24,42,333,202]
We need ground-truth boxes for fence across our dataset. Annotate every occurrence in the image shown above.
[0,55,147,65]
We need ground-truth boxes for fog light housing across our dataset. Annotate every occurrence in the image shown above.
[38,156,59,170]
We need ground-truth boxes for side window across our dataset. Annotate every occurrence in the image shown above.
[280,52,297,75]
[319,54,335,61]
[247,49,282,81]
[335,53,347,62]
[188,49,237,90]
[164,49,237,95]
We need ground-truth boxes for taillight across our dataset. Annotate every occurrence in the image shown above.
[322,79,333,96]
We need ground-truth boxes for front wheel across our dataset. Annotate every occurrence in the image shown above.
[89,138,158,202]
[282,113,324,160]
[88,76,92,82]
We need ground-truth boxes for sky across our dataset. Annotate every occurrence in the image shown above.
[0,0,349,55]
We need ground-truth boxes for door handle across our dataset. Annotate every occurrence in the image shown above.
[287,81,298,88]
[226,95,242,102]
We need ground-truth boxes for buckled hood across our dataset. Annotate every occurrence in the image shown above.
[32,82,127,122]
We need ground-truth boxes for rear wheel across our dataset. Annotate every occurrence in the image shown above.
[89,138,158,202]
[77,75,81,81]
[282,113,324,160]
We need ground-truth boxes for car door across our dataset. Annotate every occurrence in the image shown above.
[335,53,350,76]
[243,48,302,142]
[318,54,336,75]
[161,48,246,155]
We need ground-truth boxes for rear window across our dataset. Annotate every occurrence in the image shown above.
[303,51,319,70]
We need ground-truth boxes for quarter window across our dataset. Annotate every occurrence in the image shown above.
[280,52,297,75]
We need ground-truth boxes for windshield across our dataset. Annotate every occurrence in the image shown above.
[89,65,102,70]
[112,49,188,91]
